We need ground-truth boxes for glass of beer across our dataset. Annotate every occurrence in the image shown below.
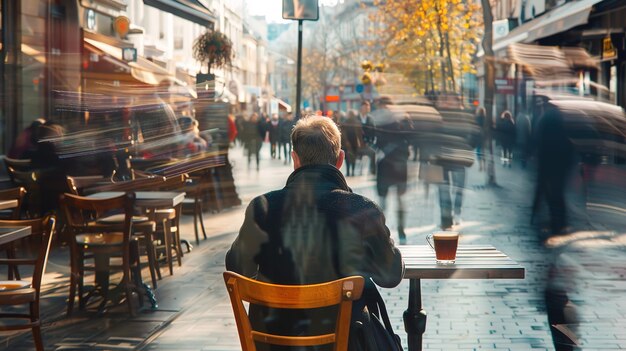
[426,231,459,264]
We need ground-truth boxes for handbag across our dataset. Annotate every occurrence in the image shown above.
[349,280,403,351]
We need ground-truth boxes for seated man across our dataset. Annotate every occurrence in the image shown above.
[226,116,404,350]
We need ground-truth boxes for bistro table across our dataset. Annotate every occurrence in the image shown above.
[0,200,18,212]
[0,226,31,246]
[398,245,525,351]
[85,191,186,310]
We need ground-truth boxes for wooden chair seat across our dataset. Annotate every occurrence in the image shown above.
[151,208,176,220]
[224,272,364,351]
[0,280,31,291]
[0,286,37,305]
[96,214,151,224]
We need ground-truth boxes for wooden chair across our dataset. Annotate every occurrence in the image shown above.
[66,175,112,196]
[5,167,40,217]
[223,272,364,351]
[3,157,32,180]
[61,192,142,316]
[183,170,219,245]
[0,216,56,351]
[0,187,27,279]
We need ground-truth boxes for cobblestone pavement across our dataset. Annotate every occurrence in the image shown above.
[1,144,625,351]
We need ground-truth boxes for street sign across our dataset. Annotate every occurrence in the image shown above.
[325,95,339,102]
[495,78,515,94]
[603,37,617,61]
[122,47,137,62]
[282,0,319,21]
[355,84,364,93]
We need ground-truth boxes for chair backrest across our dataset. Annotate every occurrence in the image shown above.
[158,174,188,191]
[223,271,364,351]
[60,193,134,242]
[0,216,56,293]
[6,167,38,186]
[0,187,27,219]
[3,157,32,174]
[66,175,111,196]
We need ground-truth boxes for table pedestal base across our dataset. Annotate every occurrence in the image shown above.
[404,279,427,351]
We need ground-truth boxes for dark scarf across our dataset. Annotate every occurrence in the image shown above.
[284,164,351,193]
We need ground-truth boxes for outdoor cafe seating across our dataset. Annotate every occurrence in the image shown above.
[0,216,56,351]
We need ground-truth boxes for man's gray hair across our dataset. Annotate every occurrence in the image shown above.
[291,116,341,166]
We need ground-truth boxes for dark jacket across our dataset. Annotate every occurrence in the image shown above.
[279,118,295,143]
[226,165,404,349]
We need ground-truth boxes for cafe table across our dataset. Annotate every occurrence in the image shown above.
[85,191,186,309]
[398,245,525,351]
[0,226,31,246]
[0,199,18,211]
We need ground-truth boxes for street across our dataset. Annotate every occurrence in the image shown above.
[1,143,624,350]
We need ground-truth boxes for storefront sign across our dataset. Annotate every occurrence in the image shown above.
[114,16,130,37]
[86,9,97,30]
[122,47,137,62]
[495,78,515,94]
[603,37,617,61]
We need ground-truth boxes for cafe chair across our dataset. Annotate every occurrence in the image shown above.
[183,170,218,245]
[61,192,143,316]
[0,187,27,279]
[0,216,56,351]
[223,272,364,351]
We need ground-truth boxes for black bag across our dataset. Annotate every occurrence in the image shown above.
[349,280,403,351]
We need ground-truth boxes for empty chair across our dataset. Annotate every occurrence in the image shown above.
[223,271,364,351]
[0,216,56,351]
[61,192,143,316]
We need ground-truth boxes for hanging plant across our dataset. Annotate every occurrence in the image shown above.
[193,30,234,75]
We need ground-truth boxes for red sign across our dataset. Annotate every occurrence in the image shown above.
[495,78,515,94]
[325,95,340,102]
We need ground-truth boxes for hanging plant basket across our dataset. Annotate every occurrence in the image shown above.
[193,31,234,75]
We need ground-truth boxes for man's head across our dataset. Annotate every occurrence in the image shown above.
[360,100,370,115]
[291,116,344,170]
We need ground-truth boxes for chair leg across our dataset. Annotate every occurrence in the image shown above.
[144,234,159,289]
[193,202,200,245]
[30,302,43,351]
[198,202,208,240]
[162,219,174,276]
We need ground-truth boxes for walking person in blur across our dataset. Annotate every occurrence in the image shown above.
[499,110,516,167]
[341,110,364,177]
[279,112,295,164]
[268,113,280,159]
[372,97,413,243]
[225,115,404,351]
[531,105,574,235]
[358,100,377,175]
[516,111,532,168]
[243,113,264,171]
[435,109,477,229]
[474,107,486,171]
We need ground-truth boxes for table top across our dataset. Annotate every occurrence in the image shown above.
[0,226,32,246]
[87,191,186,208]
[399,245,525,280]
[0,199,18,211]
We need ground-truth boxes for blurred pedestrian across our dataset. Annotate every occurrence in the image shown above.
[268,113,280,159]
[499,110,516,167]
[372,97,413,243]
[516,112,532,168]
[279,112,295,165]
[341,110,363,177]
[243,113,264,171]
[358,100,377,175]
[531,106,574,235]
[474,107,486,171]
[227,113,238,147]
[178,116,207,157]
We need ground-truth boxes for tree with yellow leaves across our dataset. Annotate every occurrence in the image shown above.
[370,0,483,94]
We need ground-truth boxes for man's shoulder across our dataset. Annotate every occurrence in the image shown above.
[325,190,383,216]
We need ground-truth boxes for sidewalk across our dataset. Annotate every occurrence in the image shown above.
[2,145,625,350]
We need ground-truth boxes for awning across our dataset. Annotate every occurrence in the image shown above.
[275,97,292,112]
[508,43,574,79]
[527,0,602,42]
[85,38,172,85]
[486,0,602,55]
[143,0,216,28]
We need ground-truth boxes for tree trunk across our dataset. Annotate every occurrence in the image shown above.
[481,0,497,186]
[435,2,448,92]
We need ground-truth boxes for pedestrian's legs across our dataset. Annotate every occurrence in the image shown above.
[397,189,406,243]
[452,167,466,218]
[546,175,567,234]
[361,146,376,175]
[438,169,453,229]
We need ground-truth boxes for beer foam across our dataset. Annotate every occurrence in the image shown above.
[433,232,459,240]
